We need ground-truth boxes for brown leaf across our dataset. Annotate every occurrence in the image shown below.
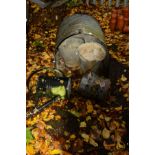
[102,128,111,139]
[121,74,127,82]
[80,121,87,128]
[34,34,41,39]
[86,100,94,113]
[89,137,98,147]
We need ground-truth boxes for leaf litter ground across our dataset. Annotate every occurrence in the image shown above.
[26,1,129,155]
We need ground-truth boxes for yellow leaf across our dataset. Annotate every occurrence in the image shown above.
[26,144,35,155]
[70,134,76,139]
[123,83,129,89]
[81,133,89,142]
[43,116,54,122]
[80,121,87,128]
[86,101,93,113]
[102,128,110,139]
[123,93,128,98]
[27,100,35,108]
[46,125,53,129]
[64,131,69,136]
[116,141,125,149]
[33,7,40,13]
[86,116,91,121]
[99,114,104,120]
[49,149,62,155]
[121,74,127,82]
[34,34,41,39]
[55,115,61,120]
[51,41,56,46]
[32,128,40,140]
[104,116,111,122]
[115,106,122,111]
[89,137,98,147]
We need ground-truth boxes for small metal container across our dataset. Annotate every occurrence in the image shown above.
[79,72,111,101]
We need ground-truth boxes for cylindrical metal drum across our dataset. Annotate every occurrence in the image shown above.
[55,14,108,77]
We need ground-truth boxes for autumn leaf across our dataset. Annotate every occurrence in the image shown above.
[102,128,111,139]
[81,133,89,142]
[26,144,35,155]
[34,34,41,39]
[86,100,94,113]
[49,149,62,155]
[68,110,81,117]
[86,115,91,121]
[89,137,98,147]
[80,121,87,128]
[70,134,76,139]
[121,74,127,82]
[26,128,34,144]
[27,2,129,154]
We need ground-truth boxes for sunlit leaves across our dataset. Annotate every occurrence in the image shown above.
[26,128,34,144]
[26,0,128,154]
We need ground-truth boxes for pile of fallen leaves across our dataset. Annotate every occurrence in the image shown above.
[26,1,129,155]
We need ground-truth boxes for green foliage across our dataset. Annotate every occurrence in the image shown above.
[32,40,45,52]
[26,128,34,144]
[67,0,83,8]
[32,40,44,48]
